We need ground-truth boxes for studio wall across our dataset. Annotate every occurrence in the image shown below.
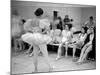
[11,1,96,28]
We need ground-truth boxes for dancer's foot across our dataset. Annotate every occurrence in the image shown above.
[29,53,34,57]
[72,57,78,62]
[34,68,38,72]
[48,66,55,72]
[65,55,68,58]
[76,60,84,65]
[56,56,61,60]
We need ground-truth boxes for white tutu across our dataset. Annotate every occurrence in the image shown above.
[22,18,52,45]
[21,32,52,45]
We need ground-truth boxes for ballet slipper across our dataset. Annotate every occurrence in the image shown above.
[76,60,85,65]
[56,56,61,60]
[29,53,34,57]
[76,61,83,65]
[65,55,68,58]
[72,58,78,62]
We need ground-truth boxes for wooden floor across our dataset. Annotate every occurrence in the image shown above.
[11,51,96,74]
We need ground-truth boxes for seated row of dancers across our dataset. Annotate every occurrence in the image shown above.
[56,26,95,64]
[11,8,95,72]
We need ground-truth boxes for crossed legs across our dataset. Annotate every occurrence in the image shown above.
[77,44,92,63]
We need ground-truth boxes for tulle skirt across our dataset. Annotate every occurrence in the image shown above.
[21,32,52,45]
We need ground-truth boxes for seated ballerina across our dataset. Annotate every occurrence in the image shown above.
[76,28,94,64]
[56,25,73,60]
[68,27,87,59]
[21,8,53,72]
[50,28,62,44]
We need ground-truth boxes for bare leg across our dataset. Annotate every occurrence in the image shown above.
[29,46,34,56]
[80,45,92,62]
[39,44,53,71]
[65,42,69,57]
[26,45,32,54]
[33,45,39,72]
[77,44,89,63]
[56,43,63,60]
[73,46,76,58]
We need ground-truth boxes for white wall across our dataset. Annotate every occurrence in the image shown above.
[81,7,96,23]
[11,1,96,28]
[12,6,82,26]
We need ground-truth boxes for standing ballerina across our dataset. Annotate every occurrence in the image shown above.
[21,8,53,72]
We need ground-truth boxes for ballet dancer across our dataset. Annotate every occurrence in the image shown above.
[69,27,87,59]
[76,28,94,64]
[21,8,53,72]
[56,25,73,60]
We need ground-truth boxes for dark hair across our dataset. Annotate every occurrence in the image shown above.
[89,16,93,20]
[65,24,72,30]
[22,19,26,24]
[68,24,73,30]
[57,16,62,20]
[82,27,88,33]
[34,8,44,16]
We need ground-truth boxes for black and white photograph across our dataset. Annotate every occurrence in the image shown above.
[11,0,96,74]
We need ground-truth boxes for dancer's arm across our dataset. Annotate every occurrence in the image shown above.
[88,33,94,45]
